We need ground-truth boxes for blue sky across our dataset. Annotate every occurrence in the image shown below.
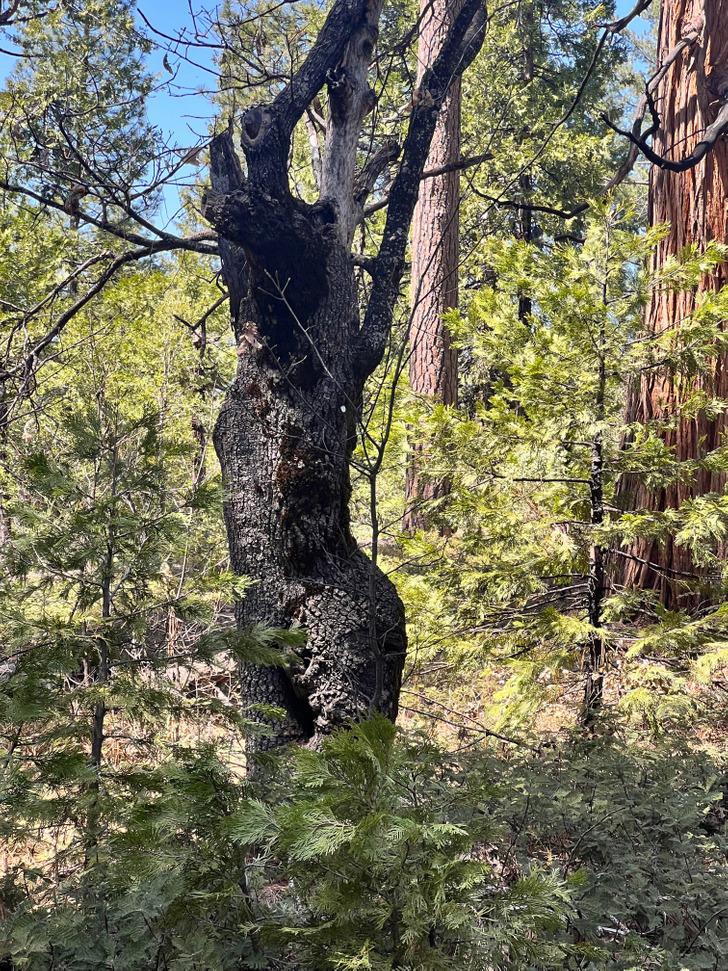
[0,0,651,223]
[137,2,218,147]
[139,0,648,146]
[1,0,652,149]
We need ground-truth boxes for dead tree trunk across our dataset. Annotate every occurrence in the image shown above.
[203,0,486,749]
[404,0,462,532]
[617,0,728,609]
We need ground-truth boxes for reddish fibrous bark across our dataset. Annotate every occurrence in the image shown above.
[617,0,728,609]
[404,0,462,532]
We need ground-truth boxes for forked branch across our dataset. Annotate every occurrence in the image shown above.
[602,16,728,176]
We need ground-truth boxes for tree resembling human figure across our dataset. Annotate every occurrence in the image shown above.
[0,0,486,757]
[404,0,462,533]
[202,0,486,749]
[616,0,728,608]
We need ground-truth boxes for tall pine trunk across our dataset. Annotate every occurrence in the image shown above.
[617,0,728,608]
[404,0,461,531]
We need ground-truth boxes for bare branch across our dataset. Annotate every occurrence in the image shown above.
[422,149,493,180]
[1,240,197,380]
[354,137,401,206]
[236,0,369,193]
[362,150,494,217]
[474,0,651,223]
[603,18,714,181]
[272,0,368,137]
[472,189,588,220]
[304,107,323,190]
[597,0,653,34]
[0,0,21,25]
[321,0,384,242]
[604,98,728,174]
[4,252,113,328]
[0,178,217,254]
[0,0,52,27]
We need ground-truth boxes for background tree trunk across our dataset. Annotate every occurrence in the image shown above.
[616,0,728,609]
[404,0,461,532]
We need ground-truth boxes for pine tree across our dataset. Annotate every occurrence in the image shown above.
[404,0,462,533]
[397,204,728,727]
[6,0,157,216]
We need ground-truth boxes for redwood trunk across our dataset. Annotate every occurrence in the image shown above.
[404,0,461,531]
[617,0,728,608]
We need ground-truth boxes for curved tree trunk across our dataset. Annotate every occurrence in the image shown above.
[404,0,461,532]
[617,0,728,609]
[208,140,406,751]
[203,0,486,751]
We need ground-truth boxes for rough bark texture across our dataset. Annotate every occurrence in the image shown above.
[207,145,405,749]
[203,0,486,751]
[212,214,406,746]
[616,0,728,609]
[404,0,462,532]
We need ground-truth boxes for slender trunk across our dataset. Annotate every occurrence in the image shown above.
[584,433,605,721]
[616,0,728,608]
[87,437,115,860]
[85,553,111,863]
[404,0,461,531]
[186,299,220,484]
[90,544,112,772]
[517,171,534,324]
[517,8,535,322]
[0,379,10,547]
[583,302,607,723]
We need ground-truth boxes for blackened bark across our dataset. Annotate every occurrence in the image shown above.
[204,0,486,752]
[210,161,405,745]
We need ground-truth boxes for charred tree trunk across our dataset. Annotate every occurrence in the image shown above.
[212,222,406,747]
[616,0,728,609]
[404,0,462,532]
[203,0,486,751]
[206,133,403,749]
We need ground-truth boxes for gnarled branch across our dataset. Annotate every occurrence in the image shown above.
[601,17,728,177]
[605,99,728,174]
[321,0,384,242]
[238,0,370,190]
